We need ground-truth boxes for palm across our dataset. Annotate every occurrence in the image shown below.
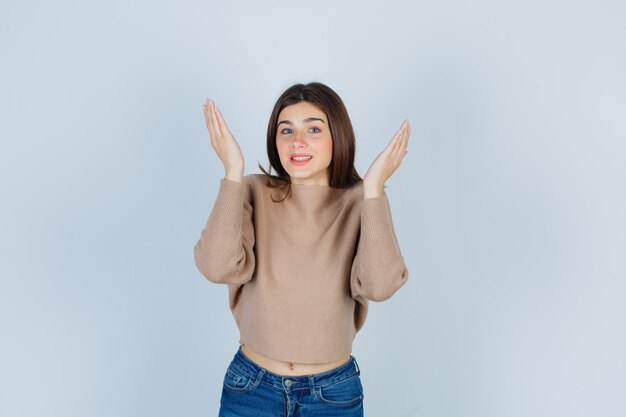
[364,120,410,186]
[203,99,244,171]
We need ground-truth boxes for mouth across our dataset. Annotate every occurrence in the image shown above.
[290,154,313,165]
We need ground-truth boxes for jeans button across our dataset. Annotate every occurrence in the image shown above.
[284,379,292,387]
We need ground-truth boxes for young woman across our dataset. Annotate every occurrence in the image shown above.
[194,82,410,417]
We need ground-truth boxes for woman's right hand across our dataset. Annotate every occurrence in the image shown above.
[203,98,244,181]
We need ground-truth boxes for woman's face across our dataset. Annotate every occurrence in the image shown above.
[276,101,333,186]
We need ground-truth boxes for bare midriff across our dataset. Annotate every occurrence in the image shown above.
[240,343,352,376]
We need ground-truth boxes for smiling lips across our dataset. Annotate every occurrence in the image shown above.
[290,154,313,166]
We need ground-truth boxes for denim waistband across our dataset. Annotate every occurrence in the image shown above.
[230,344,361,392]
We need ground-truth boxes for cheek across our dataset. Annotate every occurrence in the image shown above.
[276,141,288,156]
[320,137,333,159]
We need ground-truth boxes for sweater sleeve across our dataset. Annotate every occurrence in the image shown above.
[193,178,256,285]
[350,191,409,302]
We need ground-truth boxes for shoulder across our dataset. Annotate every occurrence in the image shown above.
[230,174,260,206]
[241,173,277,203]
[333,180,365,209]
[344,179,364,199]
[242,173,273,191]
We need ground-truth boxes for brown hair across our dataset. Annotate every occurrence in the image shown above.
[257,82,362,202]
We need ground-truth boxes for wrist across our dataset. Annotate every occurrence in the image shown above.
[363,180,384,199]
[224,167,244,183]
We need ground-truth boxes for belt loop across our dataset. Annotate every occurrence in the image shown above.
[308,375,316,396]
[353,358,360,375]
[252,368,266,388]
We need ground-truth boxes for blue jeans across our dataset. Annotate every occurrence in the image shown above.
[218,345,365,416]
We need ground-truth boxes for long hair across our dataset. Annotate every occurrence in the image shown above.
[258,82,362,202]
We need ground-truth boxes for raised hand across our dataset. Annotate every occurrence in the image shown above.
[363,120,410,198]
[203,98,244,182]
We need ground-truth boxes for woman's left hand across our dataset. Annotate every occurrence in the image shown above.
[363,120,411,194]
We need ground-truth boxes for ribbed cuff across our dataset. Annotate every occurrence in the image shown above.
[211,178,245,229]
[361,192,401,254]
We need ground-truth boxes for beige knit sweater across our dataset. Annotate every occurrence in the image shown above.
[193,173,408,364]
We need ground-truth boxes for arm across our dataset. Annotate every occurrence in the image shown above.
[193,178,256,285]
[194,99,254,284]
[350,191,409,302]
[351,118,411,301]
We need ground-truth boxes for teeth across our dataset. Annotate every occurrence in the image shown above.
[292,156,312,161]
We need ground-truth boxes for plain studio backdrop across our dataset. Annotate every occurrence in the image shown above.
[1,1,624,416]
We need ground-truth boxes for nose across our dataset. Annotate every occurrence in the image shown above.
[291,132,306,149]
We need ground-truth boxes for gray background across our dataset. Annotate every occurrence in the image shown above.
[1,0,624,416]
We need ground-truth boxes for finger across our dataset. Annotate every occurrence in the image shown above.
[386,123,404,153]
[390,121,406,156]
[215,106,231,136]
[403,122,411,152]
[210,100,222,137]
[204,99,217,139]
[395,121,410,159]
[203,98,210,119]
[399,121,409,150]
[401,134,409,158]
[205,101,218,141]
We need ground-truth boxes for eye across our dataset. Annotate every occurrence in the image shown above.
[280,128,292,134]
[309,127,321,133]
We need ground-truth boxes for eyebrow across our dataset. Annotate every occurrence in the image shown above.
[277,117,326,126]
